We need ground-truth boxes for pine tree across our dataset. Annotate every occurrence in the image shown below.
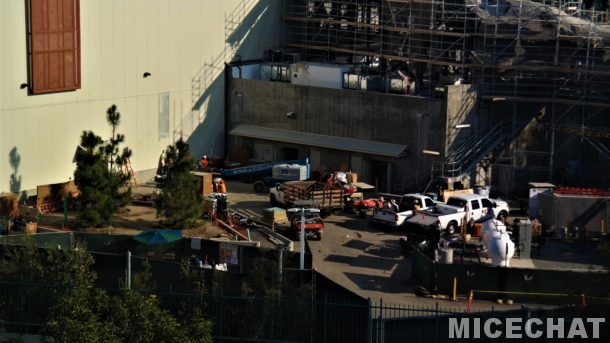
[156,139,203,229]
[73,105,132,228]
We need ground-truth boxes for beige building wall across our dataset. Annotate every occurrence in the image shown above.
[0,0,279,193]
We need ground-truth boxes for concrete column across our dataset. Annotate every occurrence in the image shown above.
[519,219,532,259]
[386,163,392,193]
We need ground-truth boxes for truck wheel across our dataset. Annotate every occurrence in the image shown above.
[269,194,278,206]
[446,222,458,235]
[254,181,266,193]
[317,232,323,240]
[497,211,508,223]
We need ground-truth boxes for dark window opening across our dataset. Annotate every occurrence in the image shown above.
[471,200,480,210]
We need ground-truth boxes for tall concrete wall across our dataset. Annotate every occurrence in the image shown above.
[444,84,478,156]
[229,78,445,191]
[0,0,281,193]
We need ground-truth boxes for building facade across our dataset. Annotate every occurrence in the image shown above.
[0,0,280,194]
[226,63,480,193]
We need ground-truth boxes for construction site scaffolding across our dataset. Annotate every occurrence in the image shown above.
[282,0,610,192]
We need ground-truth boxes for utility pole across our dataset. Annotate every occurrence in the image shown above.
[288,207,319,271]
[277,245,284,282]
[300,208,305,270]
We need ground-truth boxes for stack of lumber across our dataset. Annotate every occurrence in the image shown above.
[263,207,288,224]
[132,193,157,206]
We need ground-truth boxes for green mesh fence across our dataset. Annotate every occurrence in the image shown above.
[0,232,74,249]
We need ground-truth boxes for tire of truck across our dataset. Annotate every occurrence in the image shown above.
[358,209,367,218]
[269,194,278,206]
[497,211,508,223]
[317,232,323,240]
[253,181,266,193]
[446,221,458,235]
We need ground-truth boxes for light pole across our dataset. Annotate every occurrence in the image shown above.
[416,113,429,188]
[287,207,320,270]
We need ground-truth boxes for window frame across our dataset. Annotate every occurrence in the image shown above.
[26,0,81,95]
[470,200,481,210]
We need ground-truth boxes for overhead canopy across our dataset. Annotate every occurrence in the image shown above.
[230,125,407,157]
[133,230,183,245]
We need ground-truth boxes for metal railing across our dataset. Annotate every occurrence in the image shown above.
[3,278,610,342]
[443,120,509,178]
[0,279,518,342]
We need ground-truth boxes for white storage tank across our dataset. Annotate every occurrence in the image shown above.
[272,164,308,181]
[482,219,515,267]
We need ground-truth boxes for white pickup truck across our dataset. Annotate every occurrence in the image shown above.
[406,194,510,234]
[369,194,437,227]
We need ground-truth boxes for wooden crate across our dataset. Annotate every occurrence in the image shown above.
[36,180,79,213]
[25,222,37,235]
[0,193,18,218]
[190,171,214,195]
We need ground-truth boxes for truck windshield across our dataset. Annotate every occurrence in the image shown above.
[446,197,467,208]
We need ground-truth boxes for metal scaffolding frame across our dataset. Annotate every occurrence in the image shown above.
[282,0,610,192]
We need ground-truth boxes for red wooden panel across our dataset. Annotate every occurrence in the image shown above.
[28,0,80,94]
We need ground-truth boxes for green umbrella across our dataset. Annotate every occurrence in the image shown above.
[133,229,182,245]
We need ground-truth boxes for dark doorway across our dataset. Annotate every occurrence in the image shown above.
[372,161,388,192]
[282,147,299,161]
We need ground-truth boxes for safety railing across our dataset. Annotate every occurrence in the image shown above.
[443,120,509,178]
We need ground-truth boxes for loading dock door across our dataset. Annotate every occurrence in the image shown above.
[254,143,274,162]
[372,161,389,193]
[282,147,299,161]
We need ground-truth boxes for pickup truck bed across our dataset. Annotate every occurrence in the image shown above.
[370,194,436,227]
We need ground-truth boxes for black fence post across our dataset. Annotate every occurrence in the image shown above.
[434,302,439,343]
[20,275,25,334]
[219,287,224,337]
[368,298,372,343]
[378,298,383,343]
